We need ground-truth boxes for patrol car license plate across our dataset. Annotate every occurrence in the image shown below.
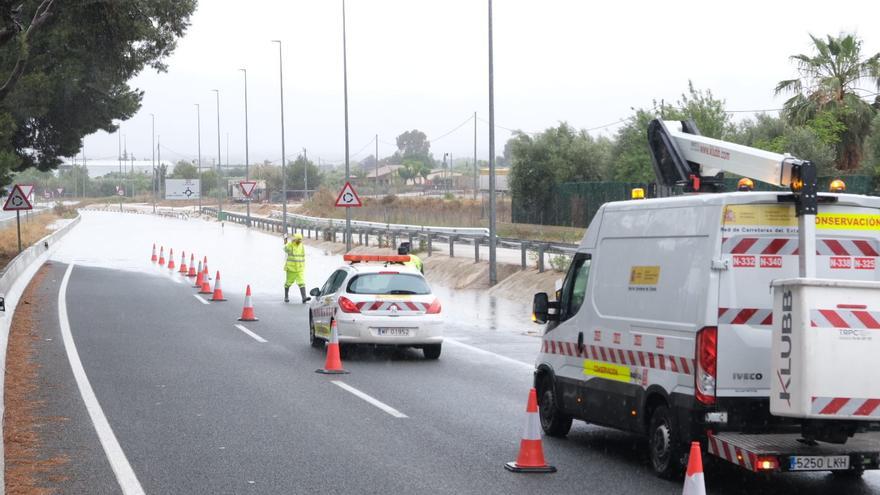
[376,327,410,336]
[789,455,849,471]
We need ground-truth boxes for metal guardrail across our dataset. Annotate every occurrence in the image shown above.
[201,207,579,273]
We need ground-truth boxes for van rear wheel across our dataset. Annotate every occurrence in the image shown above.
[648,405,684,479]
[538,377,572,437]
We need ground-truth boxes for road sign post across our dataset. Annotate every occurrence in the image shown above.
[335,182,362,248]
[4,184,34,253]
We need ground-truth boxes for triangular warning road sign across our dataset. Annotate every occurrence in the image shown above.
[4,184,33,211]
[335,182,362,207]
[56,187,64,195]
[239,180,257,198]
[18,184,33,199]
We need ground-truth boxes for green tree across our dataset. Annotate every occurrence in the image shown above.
[0,0,197,188]
[393,129,434,165]
[171,160,197,179]
[729,114,837,174]
[285,155,323,192]
[775,33,880,170]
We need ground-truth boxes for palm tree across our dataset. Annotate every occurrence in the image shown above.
[775,33,880,171]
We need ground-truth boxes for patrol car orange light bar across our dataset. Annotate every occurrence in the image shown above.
[343,254,410,263]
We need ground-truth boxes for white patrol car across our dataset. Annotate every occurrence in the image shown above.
[308,254,443,359]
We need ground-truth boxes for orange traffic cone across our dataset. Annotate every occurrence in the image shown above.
[158,246,165,266]
[193,259,204,287]
[167,248,176,270]
[211,271,227,301]
[179,251,188,274]
[504,388,556,473]
[238,285,258,321]
[316,320,349,374]
[199,265,212,294]
[682,442,706,495]
[151,243,157,262]
[187,254,197,277]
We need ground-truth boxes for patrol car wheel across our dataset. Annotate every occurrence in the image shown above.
[538,378,572,437]
[648,405,684,479]
[309,317,324,348]
[422,344,441,360]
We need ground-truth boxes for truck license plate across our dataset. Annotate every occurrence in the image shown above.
[376,328,410,336]
[789,455,850,471]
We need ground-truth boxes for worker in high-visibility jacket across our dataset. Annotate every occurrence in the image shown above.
[283,233,310,303]
[398,242,423,274]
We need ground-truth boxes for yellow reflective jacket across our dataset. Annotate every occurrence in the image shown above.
[405,254,423,273]
[284,242,305,272]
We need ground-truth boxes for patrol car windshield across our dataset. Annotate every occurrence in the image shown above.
[347,273,431,295]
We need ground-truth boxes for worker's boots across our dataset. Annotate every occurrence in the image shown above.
[300,286,311,303]
[284,287,290,303]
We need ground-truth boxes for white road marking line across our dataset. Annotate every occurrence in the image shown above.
[234,324,267,343]
[443,338,535,371]
[331,381,408,418]
[58,264,146,495]
[193,294,210,305]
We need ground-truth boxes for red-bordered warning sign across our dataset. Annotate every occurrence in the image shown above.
[239,180,257,198]
[4,184,33,211]
[335,182,362,207]
[18,184,34,200]
[56,187,64,196]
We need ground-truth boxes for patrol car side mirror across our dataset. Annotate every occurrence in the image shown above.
[309,288,320,297]
[532,293,550,324]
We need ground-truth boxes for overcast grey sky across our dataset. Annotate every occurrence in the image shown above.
[79,0,880,168]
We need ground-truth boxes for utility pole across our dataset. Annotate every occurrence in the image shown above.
[375,134,379,196]
[342,0,352,251]
[240,68,251,227]
[212,89,223,218]
[195,103,202,211]
[473,111,478,200]
[488,0,498,285]
[272,40,288,234]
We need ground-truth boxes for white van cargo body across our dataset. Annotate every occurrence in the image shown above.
[532,190,880,477]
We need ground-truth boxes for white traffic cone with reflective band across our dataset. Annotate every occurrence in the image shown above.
[179,251,188,273]
[505,388,556,473]
[316,320,349,374]
[682,442,706,495]
[167,248,176,270]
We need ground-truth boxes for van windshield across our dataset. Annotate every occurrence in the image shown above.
[347,273,431,295]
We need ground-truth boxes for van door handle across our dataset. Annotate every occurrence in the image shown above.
[577,332,584,354]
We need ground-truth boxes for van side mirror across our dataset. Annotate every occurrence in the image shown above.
[533,293,550,324]
[309,288,320,297]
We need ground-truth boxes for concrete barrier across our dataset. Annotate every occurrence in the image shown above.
[0,213,82,493]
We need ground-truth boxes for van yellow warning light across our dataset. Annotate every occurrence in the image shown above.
[736,178,754,191]
[829,179,846,193]
[631,188,645,200]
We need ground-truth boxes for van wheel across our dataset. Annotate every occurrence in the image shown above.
[538,377,572,437]
[422,344,441,360]
[648,405,684,479]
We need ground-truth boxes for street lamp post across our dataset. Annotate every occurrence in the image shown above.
[272,40,288,235]
[151,114,156,213]
[342,0,352,251]
[212,89,223,219]
[195,103,202,212]
[240,68,251,227]
[117,127,123,212]
[488,0,498,285]
[303,147,308,200]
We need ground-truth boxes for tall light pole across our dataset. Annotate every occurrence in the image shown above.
[488,0,498,285]
[302,147,309,200]
[342,0,352,251]
[117,126,123,212]
[212,89,223,218]
[240,68,251,227]
[375,134,379,195]
[151,113,156,213]
[473,111,478,200]
[272,39,288,234]
[195,103,202,211]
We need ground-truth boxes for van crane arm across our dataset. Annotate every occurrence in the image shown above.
[647,119,819,276]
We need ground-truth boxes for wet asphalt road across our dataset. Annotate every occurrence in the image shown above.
[20,211,880,494]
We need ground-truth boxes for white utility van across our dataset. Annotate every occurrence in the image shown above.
[532,190,880,477]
